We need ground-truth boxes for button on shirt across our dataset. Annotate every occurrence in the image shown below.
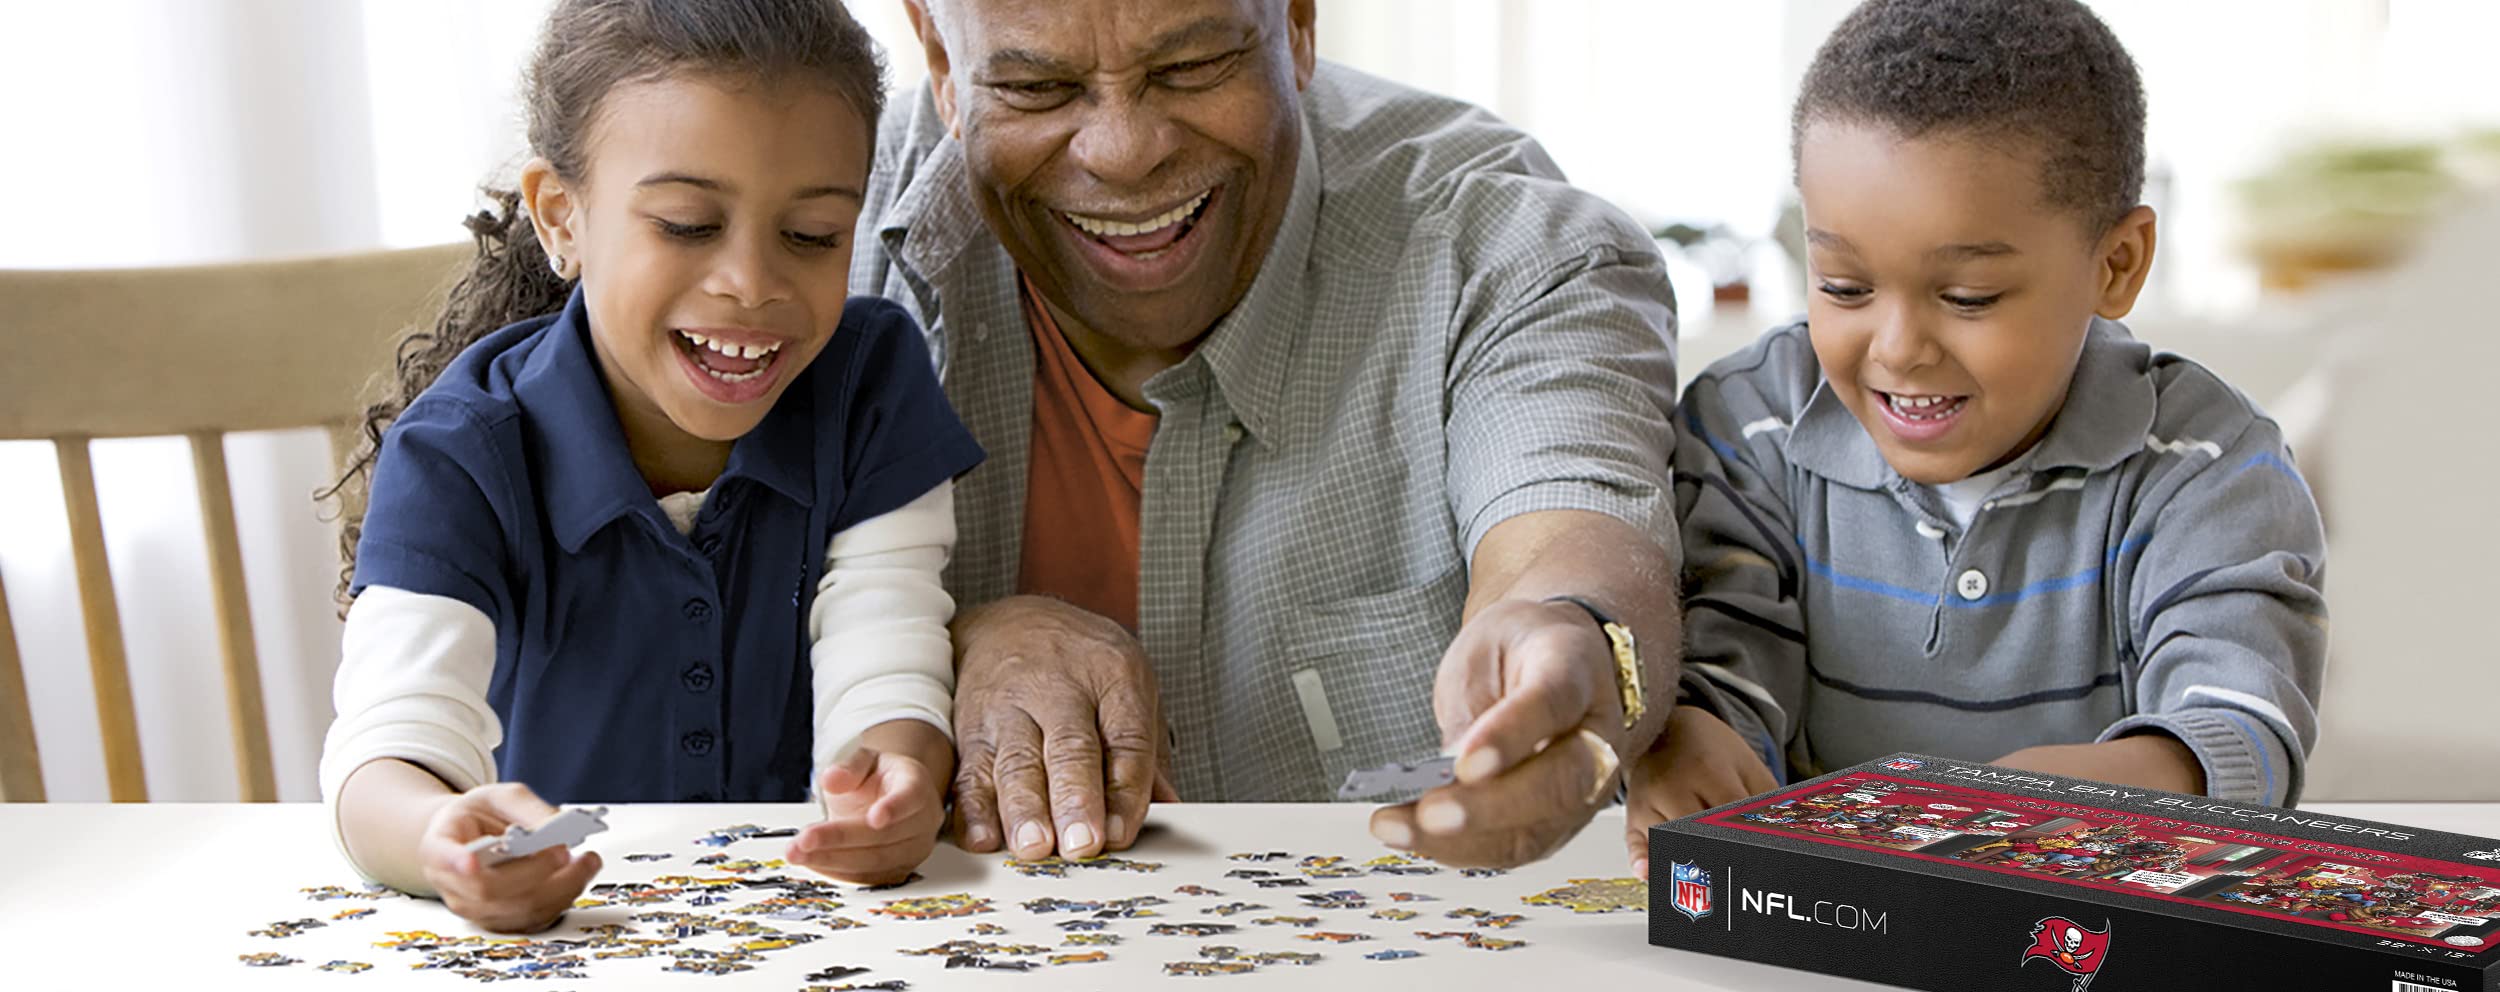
[346,289,983,803]
[852,63,1679,800]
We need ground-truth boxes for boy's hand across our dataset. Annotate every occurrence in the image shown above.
[418,783,603,933]
[1992,735,2205,796]
[1622,706,1779,874]
[788,745,946,885]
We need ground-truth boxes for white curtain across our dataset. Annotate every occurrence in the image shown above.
[2,0,2487,802]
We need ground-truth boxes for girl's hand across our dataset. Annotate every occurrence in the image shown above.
[788,745,946,885]
[417,782,604,933]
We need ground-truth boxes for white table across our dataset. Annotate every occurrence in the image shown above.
[2,802,2492,989]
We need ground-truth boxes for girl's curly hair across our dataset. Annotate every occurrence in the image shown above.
[317,0,887,608]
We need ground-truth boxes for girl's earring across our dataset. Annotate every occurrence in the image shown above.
[549,253,568,279]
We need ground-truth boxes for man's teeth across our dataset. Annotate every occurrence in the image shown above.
[1063,192,1209,238]
[679,331,782,361]
[1887,393,1963,420]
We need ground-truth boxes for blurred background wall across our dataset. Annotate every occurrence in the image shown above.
[2,0,2492,801]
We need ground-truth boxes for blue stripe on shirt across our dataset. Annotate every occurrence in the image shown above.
[2215,710,2278,801]
[1802,533,2155,609]
[2237,453,2304,485]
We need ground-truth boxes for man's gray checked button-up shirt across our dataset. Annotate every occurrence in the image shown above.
[852,62,1679,801]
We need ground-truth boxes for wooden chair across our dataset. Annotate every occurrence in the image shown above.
[0,243,468,802]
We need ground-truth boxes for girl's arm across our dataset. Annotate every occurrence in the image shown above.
[789,482,962,882]
[324,587,599,929]
[806,481,961,779]
[321,585,503,891]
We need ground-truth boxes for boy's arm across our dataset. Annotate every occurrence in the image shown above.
[808,481,961,788]
[1663,379,1814,777]
[1621,381,1809,867]
[2092,417,2327,806]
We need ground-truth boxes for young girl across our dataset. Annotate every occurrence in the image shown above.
[317,0,982,933]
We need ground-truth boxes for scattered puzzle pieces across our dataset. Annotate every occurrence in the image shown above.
[1522,877,1648,914]
[694,823,797,847]
[1150,922,1239,937]
[1166,960,1257,976]
[1417,930,1529,951]
[1003,855,1165,877]
[871,893,994,920]
[901,939,1049,958]
[247,918,326,939]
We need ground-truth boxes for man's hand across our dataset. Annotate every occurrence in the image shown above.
[1622,705,1779,874]
[949,595,1177,861]
[417,783,603,934]
[788,720,952,885]
[1367,598,1628,868]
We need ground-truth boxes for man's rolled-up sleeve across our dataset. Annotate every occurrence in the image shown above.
[1445,247,1680,562]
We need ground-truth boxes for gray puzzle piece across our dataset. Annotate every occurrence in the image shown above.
[466,805,610,866]
[1337,755,1457,800]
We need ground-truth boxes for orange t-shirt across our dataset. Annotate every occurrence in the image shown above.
[1017,280,1156,632]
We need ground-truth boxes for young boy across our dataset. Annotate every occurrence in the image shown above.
[1625,0,2327,865]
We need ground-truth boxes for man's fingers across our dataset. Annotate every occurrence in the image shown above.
[987,715,1056,859]
[1402,724,1609,868]
[1151,769,1181,803]
[1097,678,1159,852]
[1430,628,1503,749]
[1368,802,1421,852]
[1451,641,1593,785]
[1038,716,1108,859]
[949,740,1003,853]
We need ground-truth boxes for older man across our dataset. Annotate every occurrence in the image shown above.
[854,0,1685,869]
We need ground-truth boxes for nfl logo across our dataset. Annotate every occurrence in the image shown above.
[1671,861,1713,921]
[1882,757,1925,771]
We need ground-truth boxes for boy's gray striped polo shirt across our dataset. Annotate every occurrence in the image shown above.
[1676,319,2326,805]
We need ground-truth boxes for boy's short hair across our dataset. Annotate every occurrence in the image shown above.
[1794,0,2147,233]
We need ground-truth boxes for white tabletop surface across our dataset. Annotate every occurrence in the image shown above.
[2,801,2493,989]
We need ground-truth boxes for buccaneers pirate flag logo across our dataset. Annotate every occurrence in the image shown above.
[2020,916,2113,990]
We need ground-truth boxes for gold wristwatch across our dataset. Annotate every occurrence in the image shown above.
[1547,595,1644,731]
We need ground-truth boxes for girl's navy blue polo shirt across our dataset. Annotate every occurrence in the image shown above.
[350,289,982,803]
